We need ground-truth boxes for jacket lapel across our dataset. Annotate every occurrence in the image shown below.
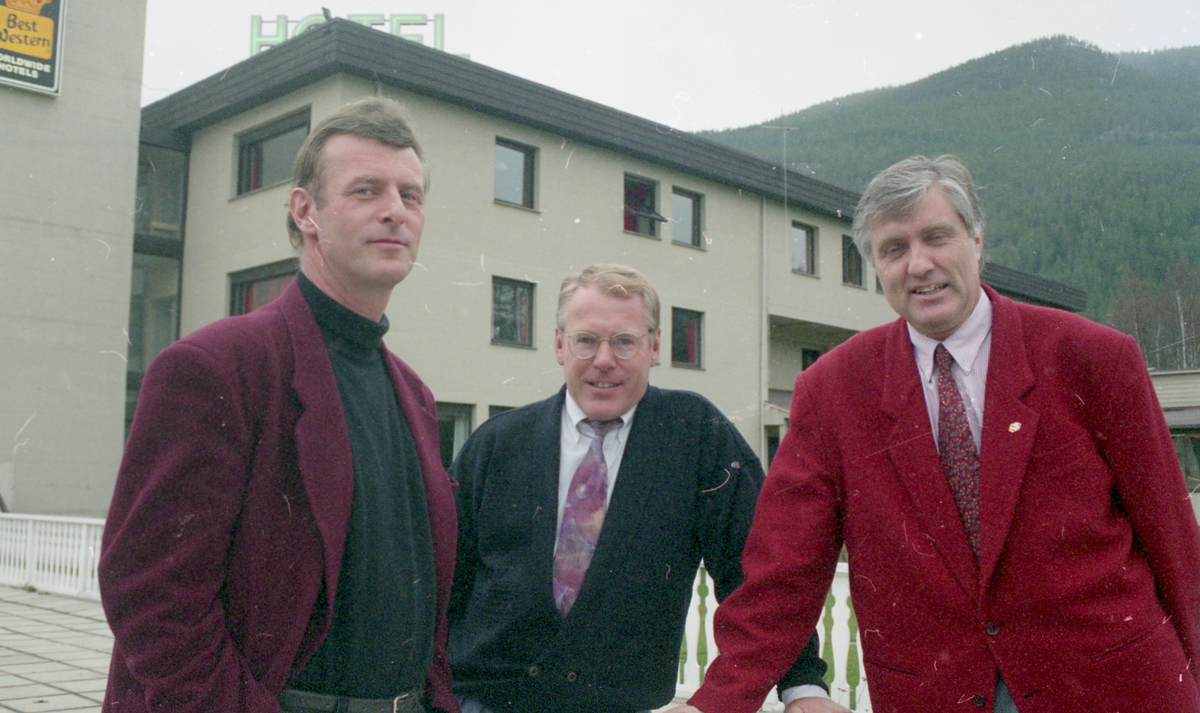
[278,282,356,607]
[384,350,459,615]
[534,391,569,613]
[879,318,982,600]
[976,287,1038,588]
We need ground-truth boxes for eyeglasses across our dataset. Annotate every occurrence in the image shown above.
[563,331,646,360]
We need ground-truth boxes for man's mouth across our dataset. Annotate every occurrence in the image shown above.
[589,382,619,389]
[912,284,947,295]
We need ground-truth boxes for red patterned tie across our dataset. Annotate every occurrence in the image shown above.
[935,344,981,558]
[553,418,618,616]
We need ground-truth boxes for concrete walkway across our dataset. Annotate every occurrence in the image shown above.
[0,586,110,713]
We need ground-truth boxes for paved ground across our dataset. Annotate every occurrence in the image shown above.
[0,586,110,713]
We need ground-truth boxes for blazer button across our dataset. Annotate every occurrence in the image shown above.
[566,671,578,683]
[985,621,1002,636]
[527,665,540,678]
[973,693,987,707]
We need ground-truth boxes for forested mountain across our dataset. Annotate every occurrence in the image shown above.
[700,36,1200,365]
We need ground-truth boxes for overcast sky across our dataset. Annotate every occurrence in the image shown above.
[142,0,1199,132]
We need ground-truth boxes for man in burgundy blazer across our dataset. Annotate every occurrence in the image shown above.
[100,99,459,713]
[677,156,1200,713]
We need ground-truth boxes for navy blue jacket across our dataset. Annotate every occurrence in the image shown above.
[449,385,826,713]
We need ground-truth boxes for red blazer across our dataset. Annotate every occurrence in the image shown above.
[100,281,459,713]
[692,286,1200,713]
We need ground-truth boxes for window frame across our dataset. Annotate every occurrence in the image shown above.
[671,307,704,368]
[437,402,474,469]
[236,109,311,196]
[842,234,865,287]
[492,276,535,347]
[791,221,817,275]
[494,138,537,209]
[671,187,704,248]
[229,258,299,316]
[624,174,666,237]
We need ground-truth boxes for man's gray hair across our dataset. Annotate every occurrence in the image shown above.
[850,155,985,264]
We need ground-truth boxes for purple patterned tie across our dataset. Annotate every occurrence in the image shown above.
[553,418,618,616]
[936,344,981,558]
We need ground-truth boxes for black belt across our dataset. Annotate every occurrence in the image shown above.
[280,688,425,713]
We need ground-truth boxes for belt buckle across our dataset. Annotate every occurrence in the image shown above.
[391,692,414,713]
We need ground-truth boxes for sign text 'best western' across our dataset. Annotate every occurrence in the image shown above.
[0,0,64,94]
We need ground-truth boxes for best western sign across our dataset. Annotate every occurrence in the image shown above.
[251,13,445,55]
[0,0,64,94]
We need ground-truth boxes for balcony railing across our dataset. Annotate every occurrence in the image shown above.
[667,562,869,712]
[0,513,104,599]
[0,513,869,711]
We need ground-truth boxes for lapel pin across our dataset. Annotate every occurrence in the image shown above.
[1009,422,1022,433]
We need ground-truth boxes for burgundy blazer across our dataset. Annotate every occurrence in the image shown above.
[100,281,459,713]
[692,286,1200,713]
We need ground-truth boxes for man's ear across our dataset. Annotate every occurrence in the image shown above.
[289,187,317,237]
[554,328,568,366]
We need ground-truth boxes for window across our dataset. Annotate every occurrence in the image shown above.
[792,222,816,274]
[493,277,534,347]
[672,308,704,368]
[237,109,310,195]
[842,235,864,287]
[230,259,299,316]
[802,348,822,370]
[127,253,182,436]
[671,188,704,247]
[624,175,665,237]
[437,402,473,469]
[136,145,187,240]
[494,139,536,208]
[488,405,514,419]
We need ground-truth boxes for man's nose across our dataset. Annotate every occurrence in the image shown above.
[591,340,618,366]
[907,242,935,275]
[380,187,408,222]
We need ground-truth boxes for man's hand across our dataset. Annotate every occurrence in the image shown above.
[785,697,852,713]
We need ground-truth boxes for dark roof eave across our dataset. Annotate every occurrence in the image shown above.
[982,262,1087,312]
[139,19,858,220]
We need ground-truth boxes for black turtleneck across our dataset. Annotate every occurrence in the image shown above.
[290,271,436,698]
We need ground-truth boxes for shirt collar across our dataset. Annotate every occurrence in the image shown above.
[563,392,636,439]
[910,289,994,384]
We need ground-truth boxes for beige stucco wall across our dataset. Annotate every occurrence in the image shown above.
[178,74,896,457]
[0,1,146,514]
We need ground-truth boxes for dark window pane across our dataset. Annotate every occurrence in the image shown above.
[495,141,534,208]
[671,308,703,367]
[493,278,534,346]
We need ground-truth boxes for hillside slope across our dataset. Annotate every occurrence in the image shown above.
[700,36,1200,320]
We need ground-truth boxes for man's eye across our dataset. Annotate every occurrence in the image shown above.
[574,335,597,347]
[612,337,636,349]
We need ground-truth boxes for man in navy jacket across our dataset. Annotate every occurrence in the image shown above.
[448,264,844,713]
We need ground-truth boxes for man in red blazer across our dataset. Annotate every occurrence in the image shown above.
[100,99,459,713]
[674,155,1200,713]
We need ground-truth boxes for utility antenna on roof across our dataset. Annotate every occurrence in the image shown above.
[322,7,333,20]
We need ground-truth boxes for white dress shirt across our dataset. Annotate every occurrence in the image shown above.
[909,292,994,452]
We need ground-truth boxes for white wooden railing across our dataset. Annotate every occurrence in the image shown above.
[670,563,870,712]
[0,513,868,710]
[0,513,104,599]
